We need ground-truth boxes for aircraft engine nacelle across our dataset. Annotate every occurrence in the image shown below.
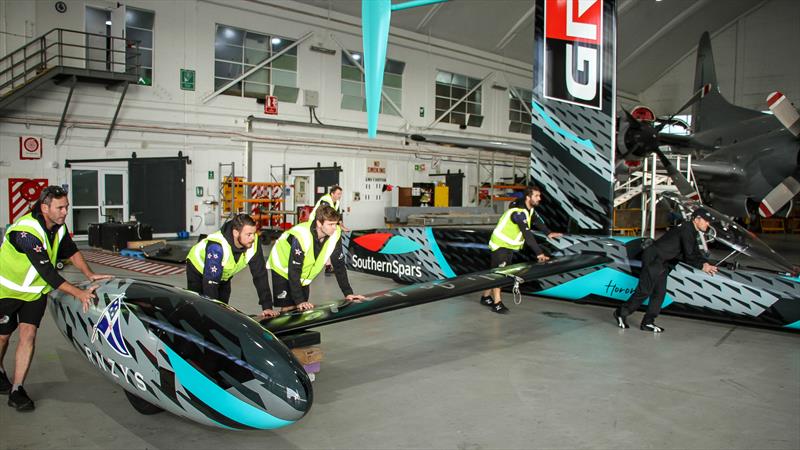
[49,278,312,430]
[616,109,659,162]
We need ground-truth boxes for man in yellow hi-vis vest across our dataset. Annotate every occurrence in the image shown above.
[186,214,278,319]
[269,205,364,312]
[480,186,562,313]
[308,185,348,275]
[0,186,111,411]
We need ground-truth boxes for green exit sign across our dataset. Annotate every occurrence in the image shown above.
[180,69,195,91]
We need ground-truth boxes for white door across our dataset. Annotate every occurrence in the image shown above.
[70,167,128,235]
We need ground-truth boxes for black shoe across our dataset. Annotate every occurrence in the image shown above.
[8,386,34,412]
[491,302,509,314]
[479,295,494,307]
[640,323,664,333]
[0,371,10,395]
[613,309,629,329]
[324,266,334,276]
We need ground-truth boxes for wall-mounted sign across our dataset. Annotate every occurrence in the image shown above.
[19,136,42,160]
[264,95,278,115]
[180,69,195,91]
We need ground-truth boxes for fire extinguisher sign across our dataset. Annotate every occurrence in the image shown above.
[264,95,278,115]
[19,136,43,160]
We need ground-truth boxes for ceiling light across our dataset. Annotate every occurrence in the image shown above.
[105,20,112,25]
[352,53,361,61]
[271,37,282,45]
[224,28,234,39]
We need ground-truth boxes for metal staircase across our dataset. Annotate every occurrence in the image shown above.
[0,28,141,146]
[614,154,694,207]
[614,153,698,237]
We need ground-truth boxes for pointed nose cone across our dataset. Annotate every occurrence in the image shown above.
[160,298,314,429]
[362,0,391,138]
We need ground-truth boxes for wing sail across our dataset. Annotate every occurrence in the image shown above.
[261,254,608,335]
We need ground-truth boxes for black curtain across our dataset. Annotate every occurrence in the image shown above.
[129,158,186,233]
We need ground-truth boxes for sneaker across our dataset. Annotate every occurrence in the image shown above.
[0,371,10,395]
[8,386,34,411]
[491,302,509,314]
[479,295,494,307]
[613,309,629,329]
[640,323,664,333]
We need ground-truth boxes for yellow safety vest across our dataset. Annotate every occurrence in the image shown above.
[489,207,532,251]
[268,221,341,285]
[308,194,340,223]
[187,230,259,281]
[0,213,65,301]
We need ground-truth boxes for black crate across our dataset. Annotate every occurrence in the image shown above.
[88,223,103,248]
[93,222,153,252]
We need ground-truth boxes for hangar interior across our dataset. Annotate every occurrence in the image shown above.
[0,0,799,448]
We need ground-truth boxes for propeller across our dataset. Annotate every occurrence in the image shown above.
[617,84,713,161]
[758,92,800,217]
[759,173,800,218]
[767,91,800,137]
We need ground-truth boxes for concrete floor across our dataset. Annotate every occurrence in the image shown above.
[1,244,799,450]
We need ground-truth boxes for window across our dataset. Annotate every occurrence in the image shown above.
[661,114,691,135]
[435,71,482,126]
[126,7,154,86]
[214,24,298,102]
[341,52,404,116]
[509,87,532,134]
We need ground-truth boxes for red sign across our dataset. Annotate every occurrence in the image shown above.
[545,0,602,44]
[19,136,43,160]
[264,95,278,115]
[8,178,48,223]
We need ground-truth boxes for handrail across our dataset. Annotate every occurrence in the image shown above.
[0,28,141,96]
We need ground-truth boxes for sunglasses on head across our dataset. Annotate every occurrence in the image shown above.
[38,185,67,202]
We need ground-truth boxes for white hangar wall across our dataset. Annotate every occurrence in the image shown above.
[0,0,532,233]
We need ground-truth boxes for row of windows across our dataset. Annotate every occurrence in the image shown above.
[123,12,533,134]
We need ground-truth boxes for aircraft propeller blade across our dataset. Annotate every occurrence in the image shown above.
[759,173,800,218]
[766,91,800,138]
[655,84,712,132]
[654,147,701,201]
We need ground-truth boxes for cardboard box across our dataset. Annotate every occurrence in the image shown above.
[127,239,167,250]
[291,346,323,365]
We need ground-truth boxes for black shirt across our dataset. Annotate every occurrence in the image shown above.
[651,221,708,269]
[7,210,79,290]
[285,221,353,304]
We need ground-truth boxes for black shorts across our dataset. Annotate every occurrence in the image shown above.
[271,271,310,307]
[490,248,514,268]
[0,296,48,334]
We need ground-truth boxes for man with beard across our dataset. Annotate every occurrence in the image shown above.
[187,213,278,318]
[480,186,562,313]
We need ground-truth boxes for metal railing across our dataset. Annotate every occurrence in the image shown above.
[0,28,140,96]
